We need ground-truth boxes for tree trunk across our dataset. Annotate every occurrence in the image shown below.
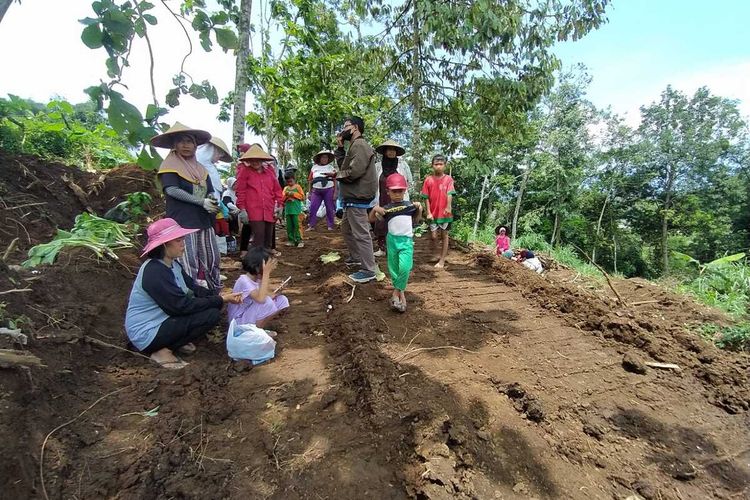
[0,0,12,25]
[472,175,488,239]
[231,0,252,151]
[551,213,560,246]
[511,166,531,240]
[409,0,422,185]
[592,193,609,263]
[612,234,618,275]
[661,165,677,274]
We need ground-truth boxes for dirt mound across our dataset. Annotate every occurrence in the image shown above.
[0,152,159,261]
[1,159,749,498]
[473,252,750,414]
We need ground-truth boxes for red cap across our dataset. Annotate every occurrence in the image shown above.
[385,173,408,190]
[237,143,251,153]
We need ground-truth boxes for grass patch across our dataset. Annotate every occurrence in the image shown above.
[698,323,750,352]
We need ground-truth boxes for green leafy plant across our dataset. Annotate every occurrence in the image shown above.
[124,191,152,218]
[22,213,134,268]
[699,323,750,351]
[673,252,749,317]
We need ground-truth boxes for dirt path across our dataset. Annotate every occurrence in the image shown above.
[3,225,750,499]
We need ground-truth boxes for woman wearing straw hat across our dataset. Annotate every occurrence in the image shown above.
[197,136,232,199]
[152,122,223,292]
[235,144,283,253]
[125,218,242,369]
[307,150,337,231]
[373,139,413,257]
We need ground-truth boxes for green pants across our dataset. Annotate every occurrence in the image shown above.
[286,213,301,245]
[387,234,414,291]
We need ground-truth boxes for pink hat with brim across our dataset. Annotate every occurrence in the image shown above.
[141,218,199,257]
[385,173,408,190]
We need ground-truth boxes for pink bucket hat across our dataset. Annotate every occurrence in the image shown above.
[141,218,199,257]
[385,173,408,190]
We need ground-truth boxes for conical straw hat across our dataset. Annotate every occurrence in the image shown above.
[375,139,406,156]
[209,137,233,162]
[313,149,335,163]
[239,144,274,161]
[150,122,211,149]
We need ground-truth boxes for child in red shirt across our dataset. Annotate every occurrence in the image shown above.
[420,154,455,269]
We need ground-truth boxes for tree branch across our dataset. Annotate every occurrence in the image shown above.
[160,0,194,83]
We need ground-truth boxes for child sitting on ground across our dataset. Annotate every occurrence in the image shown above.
[282,172,305,248]
[228,247,290,330]
[421,154,455,269]
[369,174,422,312]
[517,249,544,274]
[495,225,513,258]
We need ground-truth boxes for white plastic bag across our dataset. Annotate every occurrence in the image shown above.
[226,319,276,365]
[216,234,228,255]
[316,203,326,219]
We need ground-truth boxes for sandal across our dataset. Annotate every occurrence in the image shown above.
[178,343,197,355]
[389,297,401,311]
[150,355,188,370]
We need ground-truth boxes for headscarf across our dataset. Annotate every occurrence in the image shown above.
[158,149,208,186]
[196,143,224,197]
[224,176,237,203]
[382,156,399,176]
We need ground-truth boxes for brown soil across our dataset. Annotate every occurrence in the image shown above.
[1,155,749,499]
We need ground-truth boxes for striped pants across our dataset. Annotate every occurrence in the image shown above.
[179,227,221,291]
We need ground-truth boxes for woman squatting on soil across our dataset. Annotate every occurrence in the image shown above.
[125,218,242,369]
[152,122,223,291]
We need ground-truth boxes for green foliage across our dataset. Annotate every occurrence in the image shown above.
[699,323,750,351]
[22,213,135,268]
[674,252,750,317]
[0,96,133,168]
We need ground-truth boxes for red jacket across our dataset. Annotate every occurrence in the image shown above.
[235,163,283,223]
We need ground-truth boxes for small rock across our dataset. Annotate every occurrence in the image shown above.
[512,481,528,494]
[524,399,545,422]
[582,421,606,440]
[673,462,697,481]
[633,480,657,500]
[622,353,648,374]
[476,430,491,442]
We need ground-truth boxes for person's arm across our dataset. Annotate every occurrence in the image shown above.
[412,201,423,224]
[235,168,247,210]
[142,260,223,316]
[249,258,276,303]
[369,205,385,224]
[420,178,432,219]
[446,176,456,215]
[292,185,305,201]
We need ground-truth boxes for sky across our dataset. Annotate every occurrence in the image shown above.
[0,0,748,148]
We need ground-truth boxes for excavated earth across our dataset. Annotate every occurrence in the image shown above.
[0,153,749,499]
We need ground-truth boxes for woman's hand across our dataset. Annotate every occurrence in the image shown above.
[221,292,243,304]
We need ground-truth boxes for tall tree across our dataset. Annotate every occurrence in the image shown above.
[638,86,746,273]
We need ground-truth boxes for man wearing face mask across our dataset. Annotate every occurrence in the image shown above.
[334,116,379,283]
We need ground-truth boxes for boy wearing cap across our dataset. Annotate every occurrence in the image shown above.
[369,174,422,312]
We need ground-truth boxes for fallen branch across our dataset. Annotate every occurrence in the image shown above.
[83,336,152,361]
[0,288,32,296]
[645,361,681,371]
[571,244,626,306]
[40,386,128,500]
[396,346,478,361]
[630,300,659,306]
[345,283,356,303]
[0,349,43,368]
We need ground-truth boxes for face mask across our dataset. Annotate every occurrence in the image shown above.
[341,127,353,141]
[382,157,398,172]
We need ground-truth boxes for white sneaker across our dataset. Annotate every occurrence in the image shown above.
[373,249,386,257]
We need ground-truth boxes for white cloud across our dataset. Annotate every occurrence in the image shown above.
[607,60,750,127]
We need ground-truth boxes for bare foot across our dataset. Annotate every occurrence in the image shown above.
[434,261,445,269]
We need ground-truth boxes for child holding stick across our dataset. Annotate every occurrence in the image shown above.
[369,174,422,312]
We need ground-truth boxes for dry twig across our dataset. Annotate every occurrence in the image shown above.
[2,237,19,261]
[345,283,356,303]
[571,244,626,306]
[40,387,128,500]
[397,346,478,361]
[0,288,32,296]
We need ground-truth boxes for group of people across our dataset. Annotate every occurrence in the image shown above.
[495,225,544,274]
[124,115,528,369]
